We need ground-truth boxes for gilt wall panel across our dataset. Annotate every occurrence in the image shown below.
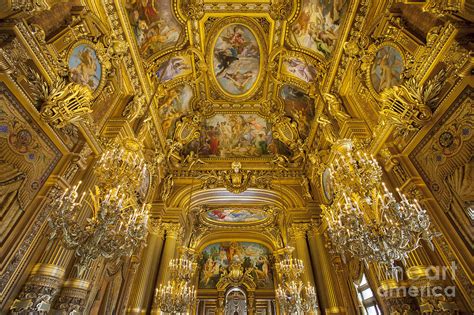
[0,83,61,244]
[410,87,473,246]
[0,82,61,305]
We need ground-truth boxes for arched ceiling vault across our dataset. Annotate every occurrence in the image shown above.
[167,186,306,210]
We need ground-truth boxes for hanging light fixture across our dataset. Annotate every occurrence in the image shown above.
[275,247,318,314]
[322,141,440,276]
[48,138,150,276]
[155,253,197,313]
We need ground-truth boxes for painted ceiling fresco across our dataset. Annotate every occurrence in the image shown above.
[121,0,354,162]
[125,0,182,58]
[280,85,315,139]
[205,208,268,223]
[158,84,193,139]
[291,0,348,57]
[198,242,273,289]
[212,24,261,96]
[185,114,291,158]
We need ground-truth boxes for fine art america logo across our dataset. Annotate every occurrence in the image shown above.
[377,262,458,298]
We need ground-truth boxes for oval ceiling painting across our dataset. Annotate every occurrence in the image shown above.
[206,208,267,223]
[212,24,260,96]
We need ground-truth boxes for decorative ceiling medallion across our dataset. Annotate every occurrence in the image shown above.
[369,44,405,95]
[208,18,266,101]
[67,40,105,97]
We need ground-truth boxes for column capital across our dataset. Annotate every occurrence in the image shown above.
[162,222,181,238]
[148,217,164,236]
[289,223,310,239]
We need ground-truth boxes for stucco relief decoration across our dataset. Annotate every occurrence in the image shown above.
[411,91,473,211]
[290,0,348,58]
[158,83,194,139]
[125,0,182,58]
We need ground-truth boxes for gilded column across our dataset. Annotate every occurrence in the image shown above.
[289,223,315,286]
[151,222,180,314]
[10,239,74,313]
[405,247,460,313]
[126,218,165,314]
[307,224,346,315]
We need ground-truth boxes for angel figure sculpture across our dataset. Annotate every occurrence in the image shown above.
[323,93,351,125]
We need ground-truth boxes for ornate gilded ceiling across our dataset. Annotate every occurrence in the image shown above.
[120,0,353,167]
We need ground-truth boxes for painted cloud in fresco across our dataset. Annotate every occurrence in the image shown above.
[213,24,260,95]
[126,0,181,58]
[291,0,348,57]
[199,242,273,289]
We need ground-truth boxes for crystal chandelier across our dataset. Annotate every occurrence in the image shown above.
[155,256,197,313]
[275,248,318,314]
[322,142,439,275]
[48,138,149,277]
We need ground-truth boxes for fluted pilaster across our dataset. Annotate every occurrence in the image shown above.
[126,218,165,314]
[307,225,346,315]
[151,222,181,314]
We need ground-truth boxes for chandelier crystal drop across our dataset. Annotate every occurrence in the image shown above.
[275,249,318,314]
[48,138,150,277]
[322,144,440,275]
[155,256,197,313]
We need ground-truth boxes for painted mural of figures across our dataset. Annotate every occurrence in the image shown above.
[198,242,274,289]
[213,24,260,95]
[370,46,404,93]
[280,85,315,139]
[158,84,193,138]
[283,58,318,82]
[69,45,101,90]
[291,0,348,57]
[206,208,267,222]
[192,114,273,158]
[156,57,192,82]
[125,0,181,57]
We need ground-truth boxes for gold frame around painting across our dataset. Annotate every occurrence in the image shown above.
[320,167,334,204]
[206,16,267,102]
[365,41,406,99]
[66,39,107,98]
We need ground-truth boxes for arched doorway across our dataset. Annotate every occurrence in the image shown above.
[225,287,247,315]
